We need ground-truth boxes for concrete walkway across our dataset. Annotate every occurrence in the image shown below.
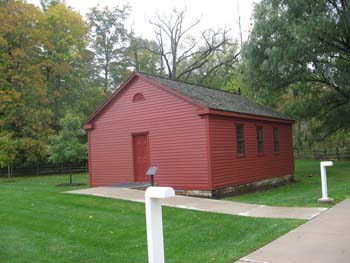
[67,186,326,220]
[236,199,350,263]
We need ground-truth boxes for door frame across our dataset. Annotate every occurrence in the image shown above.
[132,132,150,182]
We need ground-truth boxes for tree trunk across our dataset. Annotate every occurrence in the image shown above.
[160,57,164,75]
[134,49,139,71]
[69,164,72,184]
[297,121,302,149]
[104,64,108,92]
[104,51,110,93]
[7,165,11,180]
[336,147,340,160]
[172,47,177,79]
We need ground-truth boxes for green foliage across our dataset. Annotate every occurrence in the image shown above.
[40,3,91,121]
[0,1,53,163]
[0,1,106,164]
[87,5,130,92]
[126,34,161,75]
[243,0,350,140]
[225,60,259,99]
[40,0,62,12]
[48,113,87,164]
[0,132,17,168]
[185,36,240,89]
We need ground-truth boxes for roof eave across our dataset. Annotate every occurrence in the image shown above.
[199,108,295,124]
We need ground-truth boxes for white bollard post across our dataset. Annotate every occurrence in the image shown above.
[145,187,175,263]
[318,161,334,204]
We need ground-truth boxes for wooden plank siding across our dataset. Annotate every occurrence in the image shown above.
[208,115,294,189]
[88,76,210,190]
[86,73,295,193]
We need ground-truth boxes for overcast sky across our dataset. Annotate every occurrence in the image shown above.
[29,0,257,42]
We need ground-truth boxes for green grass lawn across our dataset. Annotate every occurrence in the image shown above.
[225,160,350,207]
[0,174,303,263]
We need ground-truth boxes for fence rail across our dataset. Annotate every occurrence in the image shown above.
[1,148,349,178]
[0,163,88,177]
[294,148,350,161]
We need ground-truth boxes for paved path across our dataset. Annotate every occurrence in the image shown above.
[235,199,350,263]
[67,187,326,220]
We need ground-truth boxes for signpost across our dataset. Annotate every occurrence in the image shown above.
[145,187,175,263]
[318,161,334,204]
[146,166,158,186]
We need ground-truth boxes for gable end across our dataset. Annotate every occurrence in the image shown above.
[84,73,207,128]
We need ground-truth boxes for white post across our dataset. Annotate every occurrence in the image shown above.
[145,187,175,263]
[318,161,334,203]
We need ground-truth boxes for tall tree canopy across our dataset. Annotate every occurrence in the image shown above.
[243,0,350,139]
[0,1,51,163]
[40,3,91,123]
[0,1,106,164]
[87,5,130,92]
[126,34,161,75]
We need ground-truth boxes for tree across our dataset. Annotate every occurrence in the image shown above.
[40,0,61,11]
[0,1,110,168]
[0,1,109,166]
[0,1,53,163]
[0,133,17,179]
[150,8,239,81]
[40,3,90,123]
[87,5,130,92]
[243,0,350,139]
[47,113,87,184]
[67,48,109,119]
[126,34,161,75]
[185,38,240,88]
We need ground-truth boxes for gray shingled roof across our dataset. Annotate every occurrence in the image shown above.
[141,73,292,120]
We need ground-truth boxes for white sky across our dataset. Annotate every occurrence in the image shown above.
[29,0,257,43]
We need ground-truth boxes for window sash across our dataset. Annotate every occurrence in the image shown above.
[273,128,279,153]
[236,125,245,155]
[256,126,263,154]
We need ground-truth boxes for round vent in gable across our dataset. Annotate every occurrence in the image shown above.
[133,93,145,102]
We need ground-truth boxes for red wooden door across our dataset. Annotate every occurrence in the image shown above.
[133,134,150,182]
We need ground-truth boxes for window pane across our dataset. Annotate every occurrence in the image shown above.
[236,125,245,155]
[238,142,245,155]
[256,126,264,154]
[257,127,262,140]
[237,126,243,140]
[258,141,263,154]
[273,128,279,153]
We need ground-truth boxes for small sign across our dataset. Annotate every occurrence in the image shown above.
[146,166,158,176]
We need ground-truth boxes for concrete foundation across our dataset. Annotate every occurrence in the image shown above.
[176,174,294,198]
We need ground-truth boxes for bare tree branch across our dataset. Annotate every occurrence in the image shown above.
[149,8,239,81]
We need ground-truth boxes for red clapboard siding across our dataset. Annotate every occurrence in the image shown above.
[86,73,295,193]
[88,76,209,189]
[208,115,294,189]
